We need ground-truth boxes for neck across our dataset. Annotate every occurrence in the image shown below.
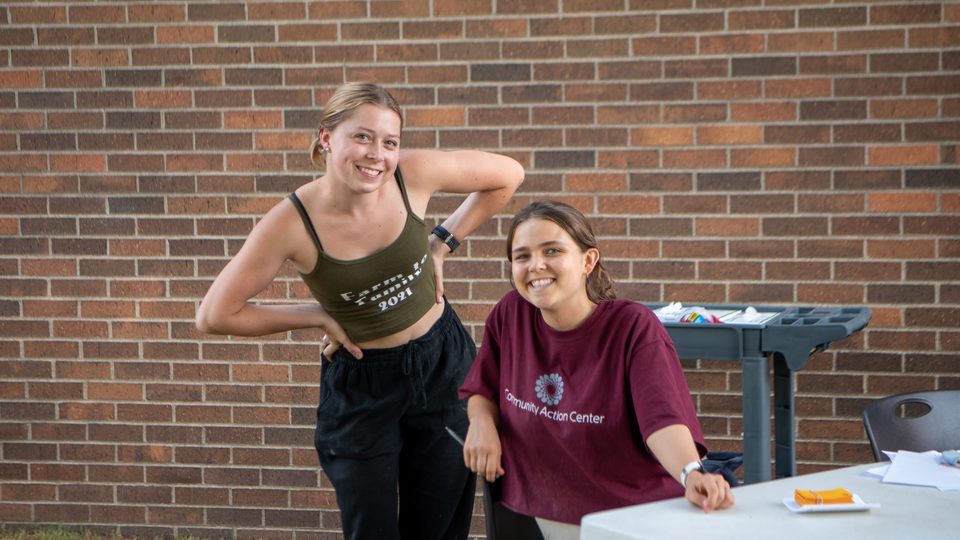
[541,295,597,331]
[318,173,389,217]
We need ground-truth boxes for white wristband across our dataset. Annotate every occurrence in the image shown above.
[679,459,704,488]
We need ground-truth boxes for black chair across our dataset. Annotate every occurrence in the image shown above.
[481,477,544,540]
[861,389,960,462]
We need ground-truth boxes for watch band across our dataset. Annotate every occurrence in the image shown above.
[431,224,460,253]
[679,459,704,488]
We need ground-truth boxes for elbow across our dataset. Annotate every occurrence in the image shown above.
[194,309,213,335]
[195,302,224,335]
[194,313,212,334]
[510,159,526,190]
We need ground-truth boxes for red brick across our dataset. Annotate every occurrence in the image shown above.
[0,112,45,130]
[868,145,938,166]
[661,12,724,33]
[871,3,941,25]
[797,193,864,213]
[663,149,726,169]
[769,31,834,52]
[597,194,658,214]
[867,375,937,395]
[837,77,903,97]
[663,104,727,124]
[838,30,905,50]
[72,48,129,67]
[871,52,940,73]
[595,14,657,35]
[632,36,696,56]
[799,146,865,167]
[698,125,762,145]
[728,283,794,303]
[699,34,765,55]
[664,195,726,214]
[9,6,67,24]
[798,284,865,304]
[566,173,627,192]
[834,123,900,143]
[730,102,796,121]
[729,9,795,29]
[695,217,759,237]
[631,127,693,146]
[868,239,936,259]
[948,3,960,22]
[910,25,960,48]
[731,148,796,168]
[800,6,867,27]
[534,62,592,82]
[697,80,763,100]
[0,69,43,88]
[868,192,938,213]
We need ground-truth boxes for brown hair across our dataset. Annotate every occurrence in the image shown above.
[309,82,403,168]
[506,200,616,303]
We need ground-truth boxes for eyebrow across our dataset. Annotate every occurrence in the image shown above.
[356,126,401,140]
[511,240,563,255]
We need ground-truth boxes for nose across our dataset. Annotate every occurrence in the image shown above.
[528,253,546,271]
[366,145,381,161]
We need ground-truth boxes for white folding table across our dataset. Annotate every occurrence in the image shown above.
[581,463,958,540]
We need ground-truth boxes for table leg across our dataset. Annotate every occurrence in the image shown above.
[774,355,796,478]
[741,354,771,483]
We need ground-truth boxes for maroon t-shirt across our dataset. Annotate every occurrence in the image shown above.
[459,290,707,524]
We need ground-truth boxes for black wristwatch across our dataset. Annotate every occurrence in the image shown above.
[431,225,460,253]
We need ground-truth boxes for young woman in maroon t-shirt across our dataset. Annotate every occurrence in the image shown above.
[460,200,735,539]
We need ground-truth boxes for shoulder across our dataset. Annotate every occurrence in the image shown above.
[257,191,303,233]
[397,149,443,184]
[600,299,656,324]
[242,187,318,265]
[598,300,671,343]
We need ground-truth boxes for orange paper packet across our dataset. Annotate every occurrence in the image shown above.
[794,487,854,506]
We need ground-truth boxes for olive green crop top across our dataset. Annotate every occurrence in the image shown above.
[288,168,437,343]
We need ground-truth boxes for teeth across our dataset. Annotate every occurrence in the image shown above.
[530,278,553,288]
[357,166,381,176]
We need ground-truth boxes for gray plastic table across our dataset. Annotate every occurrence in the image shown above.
[647,304,872,484]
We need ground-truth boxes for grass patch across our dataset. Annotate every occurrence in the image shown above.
[0,527,209,540]
[0,529,122,540]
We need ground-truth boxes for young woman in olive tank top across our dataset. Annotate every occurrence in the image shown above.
[197,82,524,540]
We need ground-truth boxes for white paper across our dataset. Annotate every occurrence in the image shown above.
[881,450,960,491]
[653,303,739,323]
[720,310,779,325]
[865,465,889,479]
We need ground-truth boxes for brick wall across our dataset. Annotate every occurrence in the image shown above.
[1,1,958,538]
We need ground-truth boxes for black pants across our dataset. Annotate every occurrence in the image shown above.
[315,301,477,540]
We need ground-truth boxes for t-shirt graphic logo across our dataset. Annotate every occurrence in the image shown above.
[535,373,564,406]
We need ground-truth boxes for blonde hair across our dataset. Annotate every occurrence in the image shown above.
[309,82,403,168]
[507,200,616,303]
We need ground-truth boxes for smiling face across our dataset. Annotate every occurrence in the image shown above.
[510,217,600,330]
[320,103,401,194]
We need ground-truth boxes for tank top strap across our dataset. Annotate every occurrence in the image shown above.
[287,192,324,251]
[394,166,415,216]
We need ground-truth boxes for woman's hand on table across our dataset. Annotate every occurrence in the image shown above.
[685,470,735,512]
